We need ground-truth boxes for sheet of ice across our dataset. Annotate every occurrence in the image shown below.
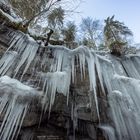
[121,57,140,79]
[99,125,116,140]
[107,75,140,140]
[131,56,140,76]
[109,55,127,76]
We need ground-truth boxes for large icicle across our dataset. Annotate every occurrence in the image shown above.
[95,54,105,94]
[86,49,100,121]
[0,51,18,76]
[0,32,39,78]
[13,36,39,78]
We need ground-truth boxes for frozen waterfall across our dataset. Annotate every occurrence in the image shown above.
[0,30,140,140]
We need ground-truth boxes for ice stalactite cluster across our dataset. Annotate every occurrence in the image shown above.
[0,32,39,79]
[0,32,106,138]
[0,76,39,140]
[37,46,110,138]
[39,46,106,121]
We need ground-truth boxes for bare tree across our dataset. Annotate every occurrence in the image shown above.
[81,17,103,49]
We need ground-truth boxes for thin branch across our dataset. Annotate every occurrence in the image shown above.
[24,0,60,27]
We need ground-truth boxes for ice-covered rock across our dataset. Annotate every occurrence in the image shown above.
[1,25,140,140]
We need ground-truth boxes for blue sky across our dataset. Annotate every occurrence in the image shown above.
[74,0,140,43]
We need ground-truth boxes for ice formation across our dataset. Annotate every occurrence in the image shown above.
[0,29,140,139]
[99,55,140,140]
[99,125,116,140]
[0,32,105,138]
[0,76,39,140]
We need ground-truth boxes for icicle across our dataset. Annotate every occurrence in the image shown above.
[71,56,75,83]
[0,94,9,114]
[14,41,39,78]
[78,52,86,81]
[95,55,105,94]
[0,101,28,140]
[0,76,39,140]
[0,31,39,79]
[56,50,64,71]
[50,49,65,72]
[86,50,100,121]
[14,35,28,54]
[0,51,18,76]
[20,42,39,79]
[7,32,24,52]
[41,71,71,114]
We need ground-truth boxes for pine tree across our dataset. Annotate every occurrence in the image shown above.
[104,15,133,55]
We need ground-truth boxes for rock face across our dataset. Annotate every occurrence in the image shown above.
[0,24,140,140]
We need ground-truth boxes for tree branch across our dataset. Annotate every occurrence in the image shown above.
[0,6,64,46]
[24,0,60,27]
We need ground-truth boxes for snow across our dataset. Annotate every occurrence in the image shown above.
[0,9,22,23]
[0,75,33,91]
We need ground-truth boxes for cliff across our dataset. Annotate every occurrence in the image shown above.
[0,6,140,140]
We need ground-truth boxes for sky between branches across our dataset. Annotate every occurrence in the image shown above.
[74,0,140,43]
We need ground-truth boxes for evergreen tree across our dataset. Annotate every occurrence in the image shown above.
[62,22,77,48]
[104,15,133,55]
[47,6,64,29]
